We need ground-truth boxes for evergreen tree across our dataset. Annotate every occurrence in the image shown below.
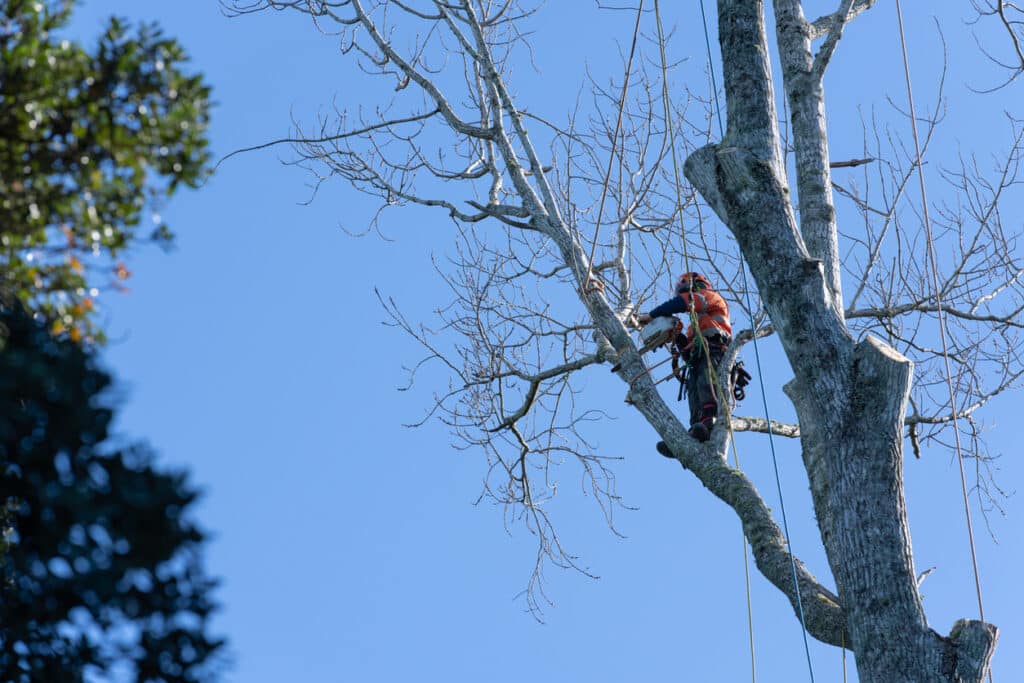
[0,299,223,682]
[0,3,222,679]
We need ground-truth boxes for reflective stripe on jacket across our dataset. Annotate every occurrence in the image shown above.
[679,289,732,345]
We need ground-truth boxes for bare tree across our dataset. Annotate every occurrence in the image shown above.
[223,1,1023,680]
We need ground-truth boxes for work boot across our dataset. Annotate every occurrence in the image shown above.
[688,422,711,442]
[656,441,674,458]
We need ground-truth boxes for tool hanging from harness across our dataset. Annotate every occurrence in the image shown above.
[655,316,751,404]
[731,361,752,401]
[615,314,751,407]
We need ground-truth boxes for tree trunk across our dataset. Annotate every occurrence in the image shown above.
[682,1,998,679]
[231,0,1007,677]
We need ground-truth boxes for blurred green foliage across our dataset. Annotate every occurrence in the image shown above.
[0,298,224,681]
[0,3,223,679]
[0,0,211,342]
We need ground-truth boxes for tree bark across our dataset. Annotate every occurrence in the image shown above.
[681,1,999,680]
[773,0,844,318]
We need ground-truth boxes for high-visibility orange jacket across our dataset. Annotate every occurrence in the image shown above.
[648,288,732,349]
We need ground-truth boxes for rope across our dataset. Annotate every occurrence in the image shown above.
[894,3,991,680]
[656,2,760,680]
[738,264,817,683]
[693,2,817,680]
[841,630,848,683]
[699,0,725,136]
[653,0,692,278]
[583,0,644,293]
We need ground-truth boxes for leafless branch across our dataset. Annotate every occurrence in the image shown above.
[969,1,1024,87]
[226,2,1022,642]
[729,416,801,438]
[810,0,858,78]
[807,0,876,41]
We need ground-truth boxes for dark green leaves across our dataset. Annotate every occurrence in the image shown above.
[0,299,224,682]
[0,0,212,342]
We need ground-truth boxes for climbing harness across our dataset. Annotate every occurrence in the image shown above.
[624,313,749,412]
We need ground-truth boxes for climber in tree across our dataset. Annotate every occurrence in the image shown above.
[637,272,732,445]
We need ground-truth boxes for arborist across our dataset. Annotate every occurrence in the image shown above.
[637,272,732,448]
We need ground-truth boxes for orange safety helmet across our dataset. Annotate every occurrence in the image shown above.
[675,272,712,294]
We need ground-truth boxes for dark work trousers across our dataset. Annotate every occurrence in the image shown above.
[686,341,727,428]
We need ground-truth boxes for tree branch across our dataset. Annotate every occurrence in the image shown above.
[214,108,441,170]
[654,434,844,645]
[774,0,845,314]
[729,415,801,438]
[811,0,857,78]
[807,0,876,41]
[490,354,604,431]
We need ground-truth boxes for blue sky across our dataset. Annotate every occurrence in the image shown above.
[68,2,1022,681]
